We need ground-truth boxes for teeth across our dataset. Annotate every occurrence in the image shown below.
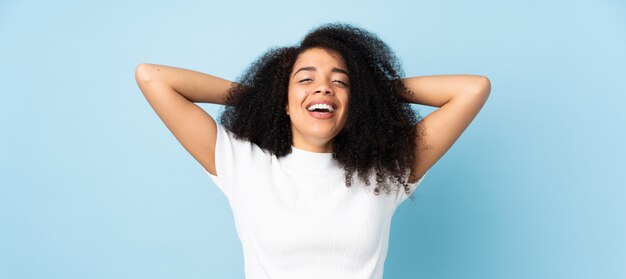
[307,103,335,112]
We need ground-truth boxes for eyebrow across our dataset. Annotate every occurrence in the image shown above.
[292,66,349,78]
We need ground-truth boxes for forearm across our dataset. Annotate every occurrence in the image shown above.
[135,63,237,104]
[400,74,491,107]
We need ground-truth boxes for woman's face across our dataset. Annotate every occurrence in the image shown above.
[286,47,350,153]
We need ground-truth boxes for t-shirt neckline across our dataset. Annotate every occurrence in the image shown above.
[277,146,344,176]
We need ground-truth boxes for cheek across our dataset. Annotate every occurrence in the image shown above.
[287,89,305,108]
[340,97,350,122]
[340,95,350,112]
[286,92,300,115]
[286,94,295,110]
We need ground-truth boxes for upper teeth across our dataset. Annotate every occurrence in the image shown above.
[307,103,334,112]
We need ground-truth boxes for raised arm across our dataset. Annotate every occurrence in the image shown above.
[134,63,237,176]
[400,74,491,183]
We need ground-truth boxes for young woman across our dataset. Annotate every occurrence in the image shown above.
[135,23,490,279]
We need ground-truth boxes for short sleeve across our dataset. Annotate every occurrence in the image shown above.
[203,123,265,199]
[395,170,429,206]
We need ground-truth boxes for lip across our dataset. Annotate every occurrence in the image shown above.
[308,110,334,119]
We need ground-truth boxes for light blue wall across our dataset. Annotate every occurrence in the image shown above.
[1,0,624,278]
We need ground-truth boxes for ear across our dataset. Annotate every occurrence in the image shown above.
[285,104,289,115]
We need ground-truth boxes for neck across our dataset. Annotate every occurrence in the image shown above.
[291,137,333,153]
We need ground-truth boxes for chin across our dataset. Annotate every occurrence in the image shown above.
[307,127,339,138]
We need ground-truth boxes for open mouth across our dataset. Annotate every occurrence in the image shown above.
[306,103,335,119]
[307,103,335,113]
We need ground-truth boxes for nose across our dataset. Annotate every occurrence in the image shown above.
[313,80,334,95]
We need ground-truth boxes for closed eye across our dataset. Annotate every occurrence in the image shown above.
[298,78,348,86]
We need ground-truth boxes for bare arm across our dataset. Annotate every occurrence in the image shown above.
[400,75,491,182]
[136,63,236,104]
[135,63,237,176]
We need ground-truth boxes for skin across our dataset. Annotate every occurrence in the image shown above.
[286,47,350,153]
[135,54,490,183]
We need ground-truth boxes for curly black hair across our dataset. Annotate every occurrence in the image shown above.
[220,22,424,196]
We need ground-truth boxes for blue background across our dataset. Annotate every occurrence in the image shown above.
[1,0,625,278]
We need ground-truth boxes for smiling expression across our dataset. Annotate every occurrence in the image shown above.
[286,47,350,153]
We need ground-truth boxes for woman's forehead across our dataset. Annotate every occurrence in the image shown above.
[294,47,346,68]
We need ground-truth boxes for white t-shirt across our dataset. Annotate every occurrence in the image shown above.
[205,123,427,279]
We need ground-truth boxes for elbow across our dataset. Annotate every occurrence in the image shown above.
[473,75,491,98]
[135,63,154,85]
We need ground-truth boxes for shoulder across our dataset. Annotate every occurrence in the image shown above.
[395,169,429,205]
[213,123,272,176]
